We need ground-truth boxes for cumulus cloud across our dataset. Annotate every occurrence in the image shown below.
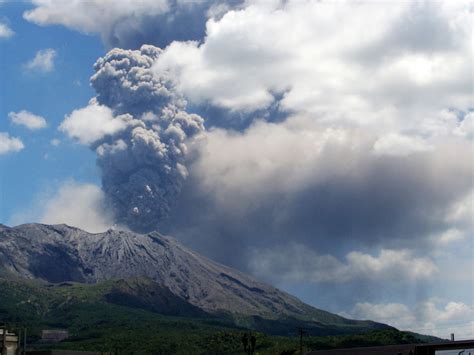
[0,22,13,38]
[0,132,24,155]
[23,0,168,47]
[24,0,167,33]
[24,0,242,48]
[24,48,57,73]
[39,182,113,233]
[154,1,471,134]
[345,300,474,339]
[249,245,437,284]
[9,110,47,130]
[11,181,113,233]
[61,45,204,232]
[60,102,130,144]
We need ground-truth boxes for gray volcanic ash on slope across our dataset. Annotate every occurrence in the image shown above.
[0,223,325,319]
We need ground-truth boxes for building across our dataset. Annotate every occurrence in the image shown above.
[0,328,19,355]
[40,330,69,343]
[307,340,474,355]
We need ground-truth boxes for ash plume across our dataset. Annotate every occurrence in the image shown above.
[78,45,204,232]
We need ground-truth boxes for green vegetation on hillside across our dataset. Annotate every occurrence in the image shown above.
[0,278,440,354]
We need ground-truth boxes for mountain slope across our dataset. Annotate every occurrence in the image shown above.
[0,278,432,354]
[0,223,390,335]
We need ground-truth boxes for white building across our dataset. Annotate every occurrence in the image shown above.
[0,328,19,355]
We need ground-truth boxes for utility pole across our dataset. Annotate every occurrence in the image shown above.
[298,327,306,355]
[16,329,21,355]
[23,328,27,355]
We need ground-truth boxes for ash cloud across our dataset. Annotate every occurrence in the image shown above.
[56,1,474,270]
[49,1,473,328]
[25,0,243,49]
[61,45,204,232]
[162,118,473,270]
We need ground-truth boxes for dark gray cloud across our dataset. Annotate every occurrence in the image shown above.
[62,45,204,232]
[161,119,473,272]
[91,46,182,114]
[105,0,242,49]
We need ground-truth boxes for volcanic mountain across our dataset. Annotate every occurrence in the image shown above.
[0,223,390,335]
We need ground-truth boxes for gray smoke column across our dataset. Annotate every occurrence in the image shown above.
[90,45,204,232]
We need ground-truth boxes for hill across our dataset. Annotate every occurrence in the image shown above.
[0,278,438,354]
[0,223,440,353]
[0,223,390,335]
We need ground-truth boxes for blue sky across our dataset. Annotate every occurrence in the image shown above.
[0,0,472,339]
[0,1,102,222]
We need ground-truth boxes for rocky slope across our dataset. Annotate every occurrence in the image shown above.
[0,223,389,333]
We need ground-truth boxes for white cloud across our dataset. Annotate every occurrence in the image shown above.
[346,302,416,328]
[0,132,24,155]
[346,300,474,339]
[59,102,131,145]
[23,0,240,49]
[373,133,433,157]
[40,182,113,233]
[445,190,474,225]
[432,228,466,246]
[10,181,114,233]
[346,249,438,281]
[25,48,57,73]
[154,1,470,138]
[249,245,437,284]
[9,110,47,130]
[0,22,14,38]
[434,190,474,248]
[454,112,474,139]
[24,0,169,41]
[50,138,61,146]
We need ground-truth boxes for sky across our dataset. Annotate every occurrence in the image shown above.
[0,0,472,340]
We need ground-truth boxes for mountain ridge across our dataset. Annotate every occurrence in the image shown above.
[0,223,391,335]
